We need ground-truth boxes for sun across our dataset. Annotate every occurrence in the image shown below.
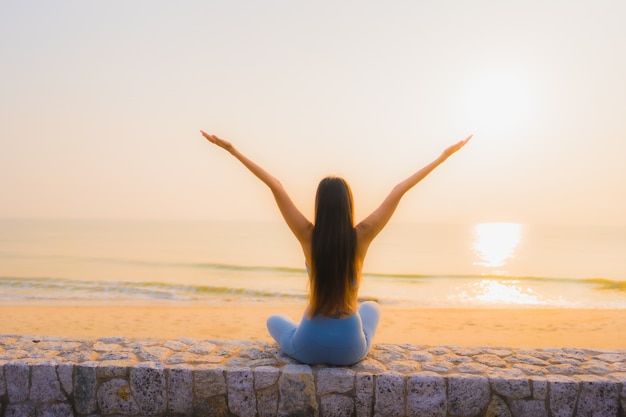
[460,66,534,133]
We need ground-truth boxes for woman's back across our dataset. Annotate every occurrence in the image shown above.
[309,177,358,318]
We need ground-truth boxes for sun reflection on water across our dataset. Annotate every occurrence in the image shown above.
[467,222,534,305]
[457,279,544,306]
[473,222,523,272]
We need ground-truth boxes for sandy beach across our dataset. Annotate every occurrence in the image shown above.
[1,301,624,350]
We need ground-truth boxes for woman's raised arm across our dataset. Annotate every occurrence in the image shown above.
[200,131,313,248]
[356,135,472,251]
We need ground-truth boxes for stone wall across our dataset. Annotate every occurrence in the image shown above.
[1,334,625,417]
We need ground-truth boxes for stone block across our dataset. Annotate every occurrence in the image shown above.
[427,347,449,355]
[408,350,434,362]
[407,372,446,417]
[423,361,453,373]
[98,336,127,344]
[476,354,508,368]
[580,360,612,374]
[35,403,74,417]
[188,341,217,354]
[454,347,484,356]
[621,378,626,414]
[613,362,626,372]
[372,350,405,363]
[130,361,166,415]
[489,375,531,400]
[442,353,472,363]
[387,360,420,373]
[164,352,189,364]
[248,358,279,367]
[137,346,171,362]
[485,396,511,417]
[321,394,354,417]
[266,349,286,365]
[550,354,583,366]
[194,365,227,402]
[97,378,140,415]
[254,366,280,389]
[98,351,134,361]
[447,374,490,417]
[508,354,549,366]
[96,360,133,378]
[226,357,252,367]
[58,349,94,363]
[548,364,578,375]
[0,360,6,397]
[227,367,256,417]
[376,343,407,353]
[575,375,619,417]
[353,358,386,373]
[269,348,298,365]
[317,368,355,395]
[167,365,194,415]
[29,363,65,402]
[241,346,272,360]
[355,372,374,417]
[509,399,548,417]
[0,349,26,361]
[194,365,228,415]
[4,403,36,417]
[531,377,547,400]
[374,372,405,417]
[488,367,525,379]
[196,395,229,417]
[278,364,318,417]
[5,363,29,403]
[561,349,587,360]
[74,362,98,415]
[512,363,547,376]
[163,339,188,351]
[56,363,73,396]
[520,349,552,361]
[93,341,123,352]
[257,386,279,417]
[457,363,488,374]
[547,375,579,417]
[595,353,626,363]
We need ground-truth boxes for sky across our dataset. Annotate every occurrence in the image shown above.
[1,0,625,226]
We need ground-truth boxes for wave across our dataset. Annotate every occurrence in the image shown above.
[582,278,626,292]
[1,270,625,305]
[0,252,308,275]
[363,271,626,288]
[3,251,625,287]
[0,276,308,302]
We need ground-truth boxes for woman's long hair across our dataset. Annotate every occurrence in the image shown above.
[309,176,357,318]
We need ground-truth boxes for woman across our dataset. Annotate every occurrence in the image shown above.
[200,130,471,365]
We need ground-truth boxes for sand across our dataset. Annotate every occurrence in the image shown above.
[1,301,624,349]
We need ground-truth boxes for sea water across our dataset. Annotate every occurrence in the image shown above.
[1,219,625,308]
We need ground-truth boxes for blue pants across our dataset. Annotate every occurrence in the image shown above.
[266,301,380,366]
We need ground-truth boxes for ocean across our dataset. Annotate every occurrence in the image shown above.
[1,219,625,309]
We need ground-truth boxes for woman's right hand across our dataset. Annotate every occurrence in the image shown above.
[200,130,233,152]
[442,134,472,159]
